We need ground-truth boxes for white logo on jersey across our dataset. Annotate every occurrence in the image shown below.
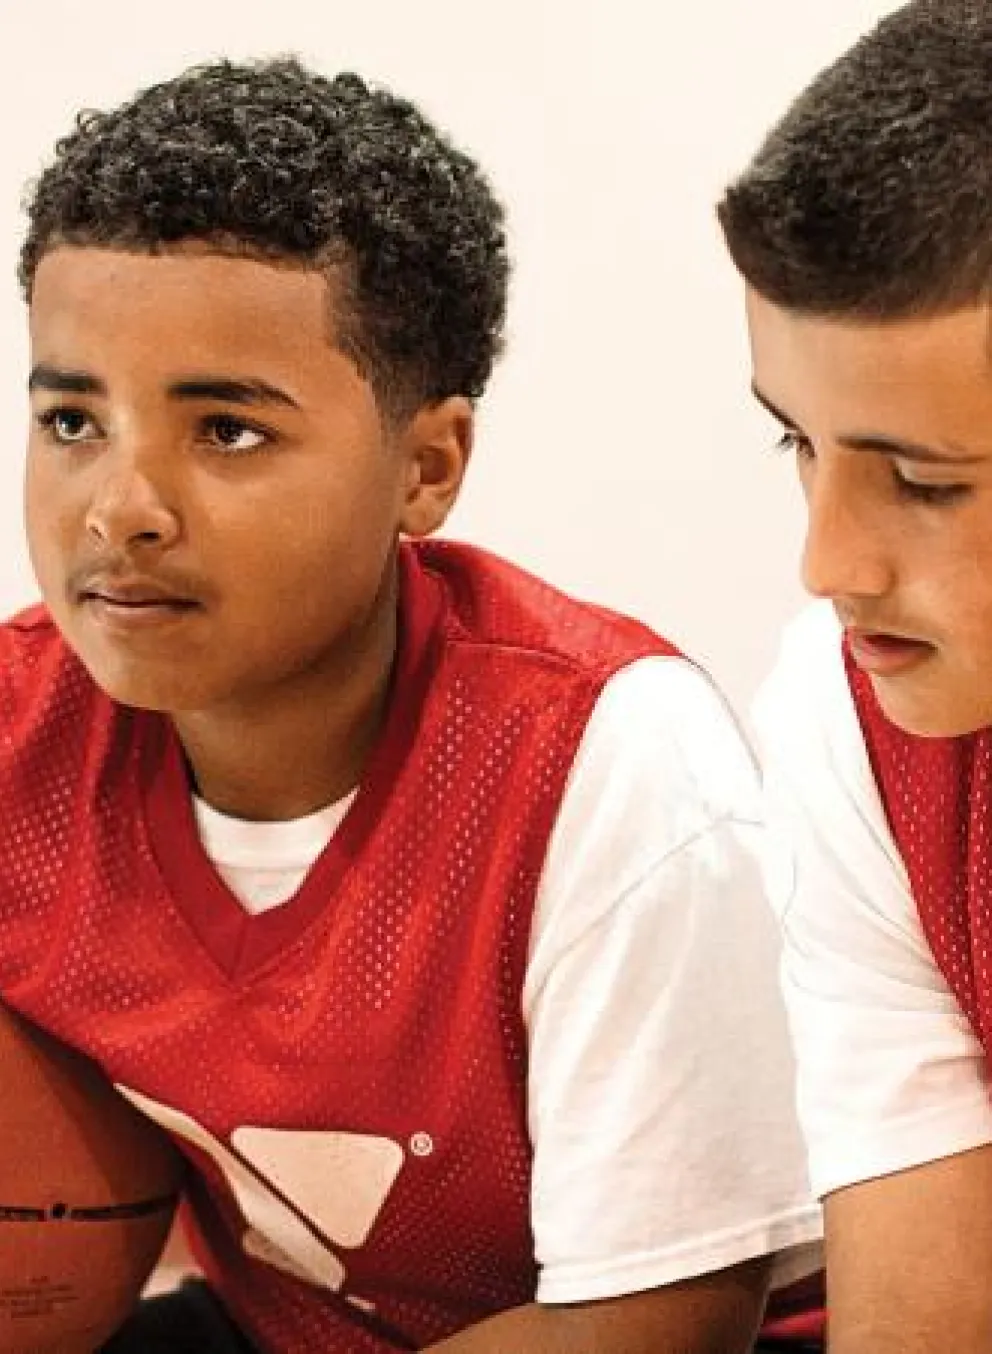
[409,1131,434,1157]
[116,1085,406,1297]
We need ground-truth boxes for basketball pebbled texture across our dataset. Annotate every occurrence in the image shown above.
[0,1004,183,1353]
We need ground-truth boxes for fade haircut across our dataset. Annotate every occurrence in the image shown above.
[21,58,509,420]
[718,0,992,319]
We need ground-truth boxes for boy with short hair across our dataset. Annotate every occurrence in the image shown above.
[720,3,992,1349]
[4,56,819,1352]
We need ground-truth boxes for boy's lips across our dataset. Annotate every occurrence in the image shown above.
[845,627,935,675]
[69,565,205,608]
[83,585,197,607]
[70,572,205,633]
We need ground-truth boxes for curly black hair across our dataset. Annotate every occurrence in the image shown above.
[21,58,509,417]
[718,0,992,318]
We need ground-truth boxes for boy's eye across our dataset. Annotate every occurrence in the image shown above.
[204,416,269,454]
[772,428,813,461]
[37,409,99,444]
[892,469,972,507]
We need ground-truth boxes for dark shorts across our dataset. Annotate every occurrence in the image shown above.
[99,1278,258,1354]
[754,1342,824,1352]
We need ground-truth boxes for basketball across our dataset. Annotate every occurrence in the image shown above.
[0,1004,183,1353]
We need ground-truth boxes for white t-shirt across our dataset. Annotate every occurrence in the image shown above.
[194,655,822,1302]
[754,603,992,1201]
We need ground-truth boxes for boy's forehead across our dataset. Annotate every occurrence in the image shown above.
[32,243,329,303]
[746,288,992,437]
[25,245,375,413]
[747,291,990,395]
[29,246,338,356]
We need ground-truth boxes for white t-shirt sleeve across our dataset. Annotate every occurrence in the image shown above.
[753,603,992,1202]
[524,655,822,1305]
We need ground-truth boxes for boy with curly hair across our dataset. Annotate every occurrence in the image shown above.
[5,57,819,1352]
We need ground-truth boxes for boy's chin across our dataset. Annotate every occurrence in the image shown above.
[871,671,992,740]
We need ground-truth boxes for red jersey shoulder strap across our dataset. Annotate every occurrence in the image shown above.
[845,648,992,1049]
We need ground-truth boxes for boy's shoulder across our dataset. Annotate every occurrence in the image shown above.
[3,601,60,640]
[414,539,678,678]
[0,602,73,675]
[0,603,97,724]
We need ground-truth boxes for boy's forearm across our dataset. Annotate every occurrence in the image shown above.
[424,1302,590,1354]
[423,1257,771,1354]
[825,1148,992,1354]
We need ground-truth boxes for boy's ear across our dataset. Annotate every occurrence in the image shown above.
[398,396,474,538]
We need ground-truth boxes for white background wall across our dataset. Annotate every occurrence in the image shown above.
[0,0,895,714]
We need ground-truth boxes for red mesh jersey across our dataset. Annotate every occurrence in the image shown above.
[845,651,992,1054]
[0,539,673,1353]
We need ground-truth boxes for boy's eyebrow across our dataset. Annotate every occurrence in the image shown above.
[167,378,300,409]
[750,381,986,466]
[750,383,797,429]
[28,364,104,395]
[27,367,300,411]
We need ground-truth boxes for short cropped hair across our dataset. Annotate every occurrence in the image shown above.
[21,58,509,417]
[718,0,992,318]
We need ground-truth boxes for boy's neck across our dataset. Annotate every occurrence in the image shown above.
[169,603,397,823]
